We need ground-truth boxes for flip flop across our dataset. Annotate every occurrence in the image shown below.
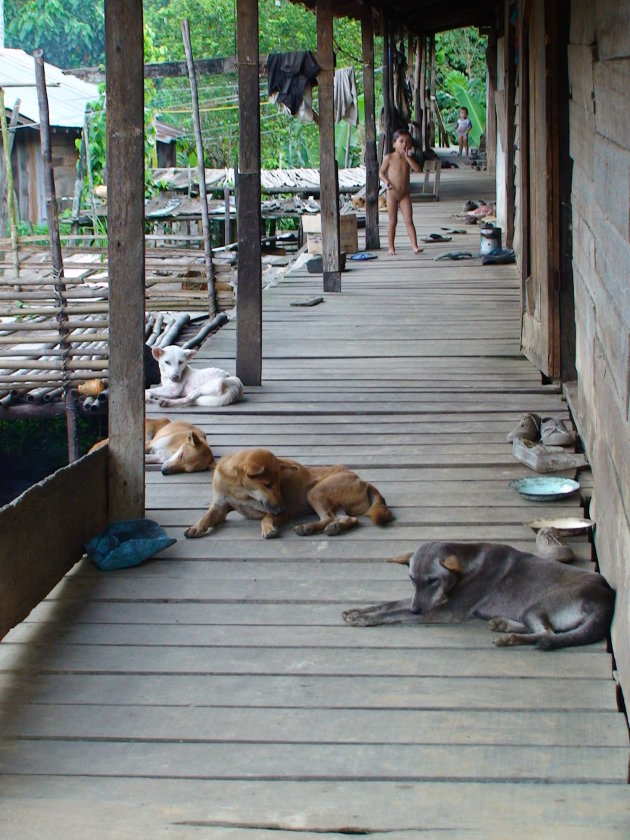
[349,252,378,261]
[440,227,467,235]
[434,251,474,262]
[423,233,452,243]
[481,248,516,265]
[290,296,325,307]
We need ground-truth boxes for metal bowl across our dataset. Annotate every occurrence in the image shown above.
[526,516,594,535]
[509,476,580,502]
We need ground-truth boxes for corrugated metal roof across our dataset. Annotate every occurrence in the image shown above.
[0,48,100,128]
[0,49,181,143]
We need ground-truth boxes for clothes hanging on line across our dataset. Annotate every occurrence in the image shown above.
[266,51,320,116]
[334,66,358,125]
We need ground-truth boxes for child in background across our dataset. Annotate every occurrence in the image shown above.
[457,107,473,157]
[379,129,423,256]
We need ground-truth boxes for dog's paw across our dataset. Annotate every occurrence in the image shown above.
[262,525,279,539]
[294,524,311,536]
[488,618,509,632]
[493,634,516,647]
[324,521,341,536]
[184,525,206,539]
[342,609,376,627]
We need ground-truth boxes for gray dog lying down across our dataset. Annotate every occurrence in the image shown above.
[342,540,615,650]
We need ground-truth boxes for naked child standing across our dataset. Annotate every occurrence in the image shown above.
[379,129,423,256]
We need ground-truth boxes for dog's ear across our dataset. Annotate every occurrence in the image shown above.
[386,552,413,566]
[280,462,299,473]
[244,461,266,477]
[184,349,196,361]
[152,347,164,360]
[187,431,200,447]
[440,554,462,574]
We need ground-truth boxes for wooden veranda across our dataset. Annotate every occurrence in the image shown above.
[1,170,629,836]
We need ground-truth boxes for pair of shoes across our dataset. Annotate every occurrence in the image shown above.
[535,527,574,563]
[423,233,452,243]
[540,416,576,446]
[507,412,540,442]
[481,248,516,265]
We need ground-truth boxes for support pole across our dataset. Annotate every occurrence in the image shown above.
[361,8,379,251]
[236,0,262,384]
[486,31,498,173]
[382,12,392,156]
[33,50,78,462]
[105,0,146,519]
[0,88,19,279]
[428,34,436,149]
[182,18,217,317]
[317,0,341,292]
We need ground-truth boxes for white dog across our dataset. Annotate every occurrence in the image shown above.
[145,345,243,407]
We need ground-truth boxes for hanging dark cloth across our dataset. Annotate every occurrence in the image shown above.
[266,51,320,116]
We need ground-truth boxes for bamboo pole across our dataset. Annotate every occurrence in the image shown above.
[181,18,217,317]
[83,111,99,237]
[33,49,79,461]
[0,87,20,278]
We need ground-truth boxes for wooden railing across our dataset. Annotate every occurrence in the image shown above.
[0,445,108,640]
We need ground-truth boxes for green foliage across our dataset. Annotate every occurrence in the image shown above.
[442,70,485,147]
[5,0,105,67]
[435,28,487,148]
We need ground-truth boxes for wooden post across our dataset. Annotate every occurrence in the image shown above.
[105,0,146,519]
[485,33,497,173]
[182,18,217,317]
[0,88,19,279]
[71,124,86,239]
[361,8,379,251]
[428,34,436,149]
[419,35,427,153]
[317,0,341,292]
[381,12,392,157]
[504,2,516,248]
[413,31,423,148]
[236,0,262,383]
[33,50,79,462]
[83,112,99,236]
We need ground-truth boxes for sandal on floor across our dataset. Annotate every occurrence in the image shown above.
[481,248,516,265]
[349,252,378,261]
[423,233,452,243]
[540,416,576,446]
[535,527,575,563]
[434,251,474,262]
[507,412,541,442]
[441,227,467,235]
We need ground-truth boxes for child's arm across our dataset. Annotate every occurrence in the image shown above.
[379,154,392,189]
[404,150,421,173]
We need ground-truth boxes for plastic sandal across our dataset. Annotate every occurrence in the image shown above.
[434,251,474,262]
[481,248,516,265]
[349,252,378,261]
[423,233,452,243]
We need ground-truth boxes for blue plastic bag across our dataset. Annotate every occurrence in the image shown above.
[84,519,176,571]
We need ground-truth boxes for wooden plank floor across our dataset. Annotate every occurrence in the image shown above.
[1,169,629,838]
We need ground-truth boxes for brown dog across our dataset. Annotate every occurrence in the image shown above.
[145,418,215,474]
[184,448,394,539]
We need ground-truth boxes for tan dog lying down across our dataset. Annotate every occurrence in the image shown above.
[184,448,394,539]
[145,418,215,474]
[343,540,615,650]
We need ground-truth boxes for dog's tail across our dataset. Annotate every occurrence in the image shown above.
[366,484,395,526]
[198,377,244,407]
